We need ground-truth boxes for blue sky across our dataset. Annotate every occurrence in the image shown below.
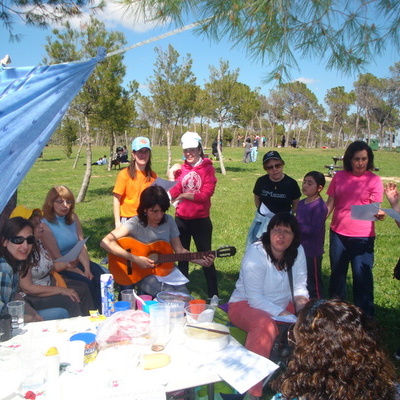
[1,6,399,109]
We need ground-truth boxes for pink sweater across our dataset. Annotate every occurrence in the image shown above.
[169,158,217,219]
[327,170,383,237]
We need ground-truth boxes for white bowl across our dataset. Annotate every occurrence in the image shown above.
[184,322,230,352]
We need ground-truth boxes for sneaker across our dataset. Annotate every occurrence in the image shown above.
[395,347,400,361]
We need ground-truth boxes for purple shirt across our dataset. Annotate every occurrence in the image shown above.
[296,197,327,257]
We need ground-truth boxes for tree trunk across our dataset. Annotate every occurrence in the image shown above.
[76,115,92,203]
[166,129,172,173]
[108,131,116,171]
[218,124,226,175]
[72,127,85,169]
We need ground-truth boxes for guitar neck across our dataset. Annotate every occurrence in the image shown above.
[157,250,216,264]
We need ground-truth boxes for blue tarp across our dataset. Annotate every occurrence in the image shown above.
[0,48,105,215]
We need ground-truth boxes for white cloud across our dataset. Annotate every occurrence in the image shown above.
[49,1,165,32]
[95,2,162,32]
[295,77,317,85]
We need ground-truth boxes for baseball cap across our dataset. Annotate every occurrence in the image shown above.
[132,137,152,152]
[181,131,202,149]
[262,151,283,164]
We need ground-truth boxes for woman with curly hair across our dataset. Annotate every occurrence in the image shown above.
[270,299,397,400]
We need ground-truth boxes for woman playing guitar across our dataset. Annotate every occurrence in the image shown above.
[101,185,214,297]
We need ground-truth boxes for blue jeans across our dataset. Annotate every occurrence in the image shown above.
[329,230,375,316]
[38,308,69,320]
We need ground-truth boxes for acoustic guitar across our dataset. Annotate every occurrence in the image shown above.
[107,237,237,285]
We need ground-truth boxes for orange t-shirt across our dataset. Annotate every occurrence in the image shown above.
[113,168,157,218]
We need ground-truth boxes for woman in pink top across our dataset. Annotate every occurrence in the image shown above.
[326,141,383,317]
[169,132,218,298]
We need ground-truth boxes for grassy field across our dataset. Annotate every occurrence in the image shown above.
[17,144,400,370]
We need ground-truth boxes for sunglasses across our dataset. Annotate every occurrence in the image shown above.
[265,163,283,171]
[9,236,35,245]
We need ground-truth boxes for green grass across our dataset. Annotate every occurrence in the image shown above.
[17,144,400,370]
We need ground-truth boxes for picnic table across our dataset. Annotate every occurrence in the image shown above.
[1,313,277,400]
[324,156,380,177]
[324,156,343,177]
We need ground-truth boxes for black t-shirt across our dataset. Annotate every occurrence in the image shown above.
[253,174,301,214]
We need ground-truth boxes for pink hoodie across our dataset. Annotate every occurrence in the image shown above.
[169,158,217,219]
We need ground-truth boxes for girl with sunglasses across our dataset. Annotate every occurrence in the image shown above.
[0,217,43,321]
[10,206,94,317]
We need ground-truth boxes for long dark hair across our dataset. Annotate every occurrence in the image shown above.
[343,141,374,171]
[0,217,39,277]
[137,186,170,227]
[272,299,396,400]
[261,213,300,271]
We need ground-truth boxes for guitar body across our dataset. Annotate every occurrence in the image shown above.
[108,238,175,285]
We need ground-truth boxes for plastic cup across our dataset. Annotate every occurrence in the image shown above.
[142,300,158,314]
[185,304,215,325]
[165,300,185,332]
[65,340,85,371]
[114,301,130,312]
[0,314,12,342]
[70,332,98,364]
[7,300,25,329]
[188,299,206,314]
[136,295,152,311]
[121,289,136,309]
[150,304,170,351]
[20,351,46,391]
[45,352,60,382]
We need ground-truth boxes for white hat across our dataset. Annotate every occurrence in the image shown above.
[181,131,202,149]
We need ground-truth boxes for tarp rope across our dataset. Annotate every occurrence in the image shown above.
[105,18,210,58]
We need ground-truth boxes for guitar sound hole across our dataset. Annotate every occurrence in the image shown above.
[148,253,159,264]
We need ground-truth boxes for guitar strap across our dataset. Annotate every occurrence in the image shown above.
[287,266,296,316]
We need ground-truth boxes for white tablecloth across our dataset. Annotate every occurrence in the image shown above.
[0,316,277,400]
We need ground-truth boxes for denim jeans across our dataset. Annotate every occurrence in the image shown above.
[329,230,375,316]
[38,308,69,320]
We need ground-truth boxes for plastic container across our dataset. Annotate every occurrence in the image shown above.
[100,274,114,317]
[184,322,230,352]
[157,291,193,306]
[70,332,98,364]
[185,304,215,325]
[114,301,130,312]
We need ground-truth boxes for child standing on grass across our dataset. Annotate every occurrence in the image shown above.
[296,171,327,299]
